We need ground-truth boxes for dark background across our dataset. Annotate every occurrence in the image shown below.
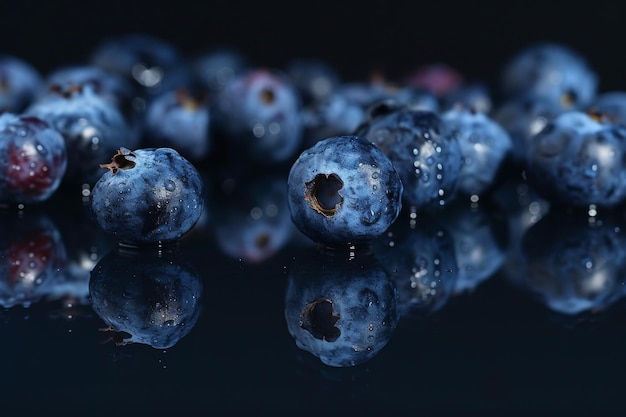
[3,1,626,416]
[1,0,625,91]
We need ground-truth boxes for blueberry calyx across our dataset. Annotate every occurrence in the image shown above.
[175,89,201,111]
[300,298,340,342]
[99,148,136,174]
[305,173,343,217]
[260,88,275,104]
[48,83,83,99]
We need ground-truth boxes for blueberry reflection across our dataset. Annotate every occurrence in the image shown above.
[438,200,509,294]
[212,172,295,263]
[0,210,67,308]
[89,247,202,349]
[285,249,398,367]
[372,211,458,317]
[517,212,626,315]
[41,202,117,320]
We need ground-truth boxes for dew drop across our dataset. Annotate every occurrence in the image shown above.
[164,179,176,191]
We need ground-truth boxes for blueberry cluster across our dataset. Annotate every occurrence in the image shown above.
[4,34,626,363]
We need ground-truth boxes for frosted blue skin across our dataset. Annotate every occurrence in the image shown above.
[525,111,626,208]
[284,251,399,367]
[492,93,566,165]
[213,68,304,164]
[372,213,458,317]
[25,84,139,186]
[89,248,202,349]
[145,89,211,162]
[441,106,513,196]
[91,147,204,246]
[287,135,403,246]
[356,108,462,211]
[0,55,43,113]
[500,42,598,109]
[519,213,626,315]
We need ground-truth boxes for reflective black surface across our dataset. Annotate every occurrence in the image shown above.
[3,1,626,416]
[2,177,626,415]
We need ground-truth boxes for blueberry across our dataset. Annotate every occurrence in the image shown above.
[0,55,43,113]
[356,107,462,211]
[89,247,202,349]
[44,64,142,139]
[301,91,367,149]
[492,93,566,166]
[518,212,626,315]
[287,135,403,247]
[25,82,139,187]
[190,46,247,96]
[585,91,626,126]
[90,147,204,247]
[442,82,492,114]
[0,212,67,308]
[89,33,190,98]
[525,110,626,208]
[284,249,398,367]
[441,105,513,196]
[372,212,458,317]
[144,88,211,163]
[286,57,341,105]
[212,68,304,165]
[0,113,67,205]
[499,42,598,109]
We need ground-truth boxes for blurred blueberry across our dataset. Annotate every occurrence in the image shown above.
[372,211,458,317]
[144,88,212,163]
[517,212,626,315]
[585,91,626,126]
[0,113,67,205]
[43,64,142,140]
[301,91,367,148]
[525,111,626,208]
[89,33,191,99]
[499,41,598,109]
[0,211,67,308]
[356,106,462,211]
[190,46,247,96]
[441,105,513,196]
[285,249,398,367]
[212,172,295,263]
[212,67,304,165]
[0,55,43,113]
[25,82,139,188]
[492,93,566,166]
[89,247,202,349]
[286,57,341,105]
[442,82,492,114]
